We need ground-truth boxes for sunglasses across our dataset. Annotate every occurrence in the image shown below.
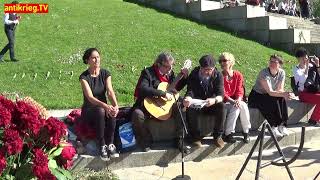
[219,59,229,63]
[269,59,280,64]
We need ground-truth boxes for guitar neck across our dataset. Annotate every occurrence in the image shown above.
[168,73,184,91]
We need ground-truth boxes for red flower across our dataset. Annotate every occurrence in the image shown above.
[0,96,15,113]
[58,142,76,169]
[43,117,67,147]
[0,105,11,128]
[3,129,23,155]
[0,153,6,175]
[32,149,56,180]
[13,101,43,136]
[66,109,81,124]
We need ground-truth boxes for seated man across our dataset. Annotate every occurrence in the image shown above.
[131,52,189,152]
[183,55,226,148]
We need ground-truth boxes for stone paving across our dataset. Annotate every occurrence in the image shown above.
[114,140,320,180]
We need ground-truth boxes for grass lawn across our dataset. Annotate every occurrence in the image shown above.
[0,0,297,109]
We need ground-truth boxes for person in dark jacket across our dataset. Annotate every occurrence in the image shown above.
[131,52,189,152]
[303,55,320,125]
[0,1,20,62]
[183,55,226,148]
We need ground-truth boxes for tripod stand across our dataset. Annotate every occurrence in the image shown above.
[236,120,305,180]
[173,98,191,180]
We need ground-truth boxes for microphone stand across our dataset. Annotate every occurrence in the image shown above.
[173,96,191,180]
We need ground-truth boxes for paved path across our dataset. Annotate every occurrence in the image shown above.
[114,140,320,180]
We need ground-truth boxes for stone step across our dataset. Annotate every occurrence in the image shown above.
[71,124,320,171]
[293,43,320,56]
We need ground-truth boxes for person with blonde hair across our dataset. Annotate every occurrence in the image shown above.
[219,52,251,143]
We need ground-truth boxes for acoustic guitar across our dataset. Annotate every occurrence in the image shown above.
[143,60,192,120]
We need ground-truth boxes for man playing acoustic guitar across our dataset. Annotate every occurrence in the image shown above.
[132,52,189,153]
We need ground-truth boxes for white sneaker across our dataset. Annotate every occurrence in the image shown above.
[271,127,283,137]
[278,125,289,136]
[108,144,119,158]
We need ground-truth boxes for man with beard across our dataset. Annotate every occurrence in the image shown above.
[183,55,226,148]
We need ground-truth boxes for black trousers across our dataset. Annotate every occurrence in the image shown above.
[248,90,288,127]
[81,106,116,147]
[0,27,15,60]
[131,103,183,147]
[186,102,226,140]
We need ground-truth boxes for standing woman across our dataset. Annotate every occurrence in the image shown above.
[219,52,251,143]
[79,48,119,161]
[248,54,294,137]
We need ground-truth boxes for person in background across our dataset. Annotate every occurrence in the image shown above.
[0,1,21,62]
[248,54,294,137]
[183,55,226,148]
[299,0,310,18]
[278,0,289,14]
[79,48,119,161]
[219,52,251,144]
[293,48,320,126]
[267,0,278,13]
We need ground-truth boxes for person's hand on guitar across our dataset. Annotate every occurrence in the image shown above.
[163,92,174,101]
[183,96,192,108]
[205,98,216,107]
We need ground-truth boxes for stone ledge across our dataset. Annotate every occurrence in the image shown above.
[71,124,320,171]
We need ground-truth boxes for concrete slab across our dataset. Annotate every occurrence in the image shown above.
[71,126,320,171]
[270,29,310,43]
[247,16,287,31]
[114,140,320,180]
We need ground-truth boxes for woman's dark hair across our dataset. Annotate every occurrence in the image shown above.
[295,47,308,58]
[82,48,100,64]
[11,1,19,4]
[270,54,284,65]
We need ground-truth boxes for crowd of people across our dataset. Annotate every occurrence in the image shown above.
[77,48,320,161]
[266,0,312,18]
[246,0,313,18]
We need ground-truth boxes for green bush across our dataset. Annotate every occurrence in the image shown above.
[313,0,320,17]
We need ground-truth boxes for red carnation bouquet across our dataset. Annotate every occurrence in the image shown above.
[0,95,76,180]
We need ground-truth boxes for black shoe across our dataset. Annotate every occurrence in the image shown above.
[11,59,19,62]
[223,134,236,143]
[107,144,119,158]
[100,145,110,161]
[242,133,250,144]
[308,119,320,127]
[141,142,152,152]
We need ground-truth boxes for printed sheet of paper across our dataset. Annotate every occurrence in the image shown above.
[189,99,207,109]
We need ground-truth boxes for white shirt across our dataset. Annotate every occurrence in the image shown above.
[3,13,17,25]
[292,64,313,92]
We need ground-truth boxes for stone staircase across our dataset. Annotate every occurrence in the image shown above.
[267,12,320,43]
[129,0,320,56]
[50,100,320,171]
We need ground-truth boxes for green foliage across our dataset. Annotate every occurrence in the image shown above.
[0,0,296,109]
[48,146,72,180]
[313,0,320,17]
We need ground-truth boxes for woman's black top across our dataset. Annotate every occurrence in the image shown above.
[79,68,111,108]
